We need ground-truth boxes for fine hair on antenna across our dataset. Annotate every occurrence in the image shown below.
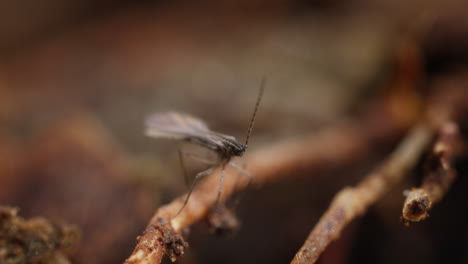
[145,77,265,219]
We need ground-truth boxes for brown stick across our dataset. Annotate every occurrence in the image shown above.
[290,124,433,264]
[401,121,460,224]
[288,76,468,264]
[123,103,407,264]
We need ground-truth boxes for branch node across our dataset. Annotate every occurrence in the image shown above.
[401,121,460,225]
[153,219,189,262]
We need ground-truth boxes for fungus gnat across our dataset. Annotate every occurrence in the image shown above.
[145,78,265,219]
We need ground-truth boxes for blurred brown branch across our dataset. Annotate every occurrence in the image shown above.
[290,81,468,264]
[401,121,460,225]
[291,124,433,264]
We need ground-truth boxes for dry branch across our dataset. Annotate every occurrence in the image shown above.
[401,121,460,224]
[290,124,433,264]
[288,76,468,264]
[123,102,408,264]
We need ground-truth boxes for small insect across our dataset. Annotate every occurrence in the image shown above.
[145,78,265,218]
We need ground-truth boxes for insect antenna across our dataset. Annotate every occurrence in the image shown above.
[244,77,265,147]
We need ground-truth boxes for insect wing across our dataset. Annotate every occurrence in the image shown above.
[145,112,211,140]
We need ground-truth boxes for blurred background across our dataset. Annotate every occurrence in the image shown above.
[1,0,468,263]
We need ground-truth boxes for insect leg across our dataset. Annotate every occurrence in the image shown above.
[213,164,227,211]
[177,148,217,188]
[171,166,215,220]
[228,161,253,209]
[177,148,190,188]
[229,161,253,182]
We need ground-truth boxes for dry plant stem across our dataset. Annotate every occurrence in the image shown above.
[401,122,459,224]
[123,106,406,264]
[291,124,433,264]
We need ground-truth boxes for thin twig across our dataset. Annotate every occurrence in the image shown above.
[123,103,407,264]
[289,77,468,264]
[401,121,460,225]
[290,124,433,264]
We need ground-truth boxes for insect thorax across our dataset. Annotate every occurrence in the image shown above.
[220,135,246,158]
